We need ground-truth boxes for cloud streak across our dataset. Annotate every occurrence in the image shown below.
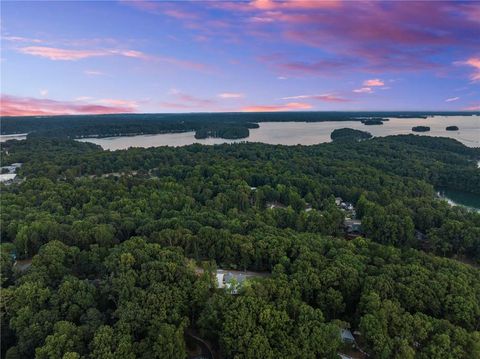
[16,45,209,71]
[18,46,147,61]
[218,92,244,99]
[0,94,137,116]
[242,102,312,112]
[445,97,460,102]
[353,87,373,94]
[280,93,350,102]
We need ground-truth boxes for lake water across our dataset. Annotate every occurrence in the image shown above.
[437,189,480,212]
[76,115,480,150]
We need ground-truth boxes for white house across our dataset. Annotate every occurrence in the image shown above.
[0,173,17,184]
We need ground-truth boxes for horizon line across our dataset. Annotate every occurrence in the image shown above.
[2,110,480,119]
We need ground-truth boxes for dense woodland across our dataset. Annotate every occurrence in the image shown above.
[2,112,476,140]
[1,133,480,358]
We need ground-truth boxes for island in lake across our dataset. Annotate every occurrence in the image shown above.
[446,125,459,131]
[361,118,385,125]
[331,128,372,141]
[412,126,431,132]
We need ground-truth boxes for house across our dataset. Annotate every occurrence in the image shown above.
[216,271,247,294]
[335,197,343,206]
[305,203,313,212]
[340,329,355,344]
[0,163,22,174]
[0,173,17,184]
[338,354,354,359]
[344,219,363,236]
[340,201,354,211]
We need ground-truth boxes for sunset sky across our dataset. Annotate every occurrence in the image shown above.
[1,0,479,116]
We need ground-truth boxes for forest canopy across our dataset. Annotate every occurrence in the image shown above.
[1,134,480,358]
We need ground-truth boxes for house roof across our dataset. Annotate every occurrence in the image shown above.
[224,272,246,283]
[216,273,224,288]
[0,174,17,182]
[344,219,361,226]
[341,329,355,342]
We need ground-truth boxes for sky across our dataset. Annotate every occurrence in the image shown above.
[1,0,479,116]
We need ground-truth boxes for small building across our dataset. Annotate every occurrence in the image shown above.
[0,173,17,184]
[216,270,247,294]
[305,203,313,212]
[340,329,355,344]
[335,197,343,206]
[344,219,363,236]
[250,186,257,191]
[0,163,22,174]
[340,201,354,211]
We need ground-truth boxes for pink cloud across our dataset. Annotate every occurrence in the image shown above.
[363,79,384,86]
[0,94,136,116]
[18,46,149,61]
[463,104,480,111]
[17,45,208,71]
[18,46,108,60]
[97,99,138,109]
[242,102,312,112]
[457,57,480,81]
[280,94,350,102]
[215,0,340,12]
[236,2,478,74]
[123,0,479,77]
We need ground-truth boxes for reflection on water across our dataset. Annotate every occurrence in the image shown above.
[76,115,480,150]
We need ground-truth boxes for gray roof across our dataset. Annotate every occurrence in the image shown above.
[340,329,355,342]
[344,219,361,226]
[224,272,247,283]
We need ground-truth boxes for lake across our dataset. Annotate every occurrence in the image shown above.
[76,115,480,150]
[437,188,480,212]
